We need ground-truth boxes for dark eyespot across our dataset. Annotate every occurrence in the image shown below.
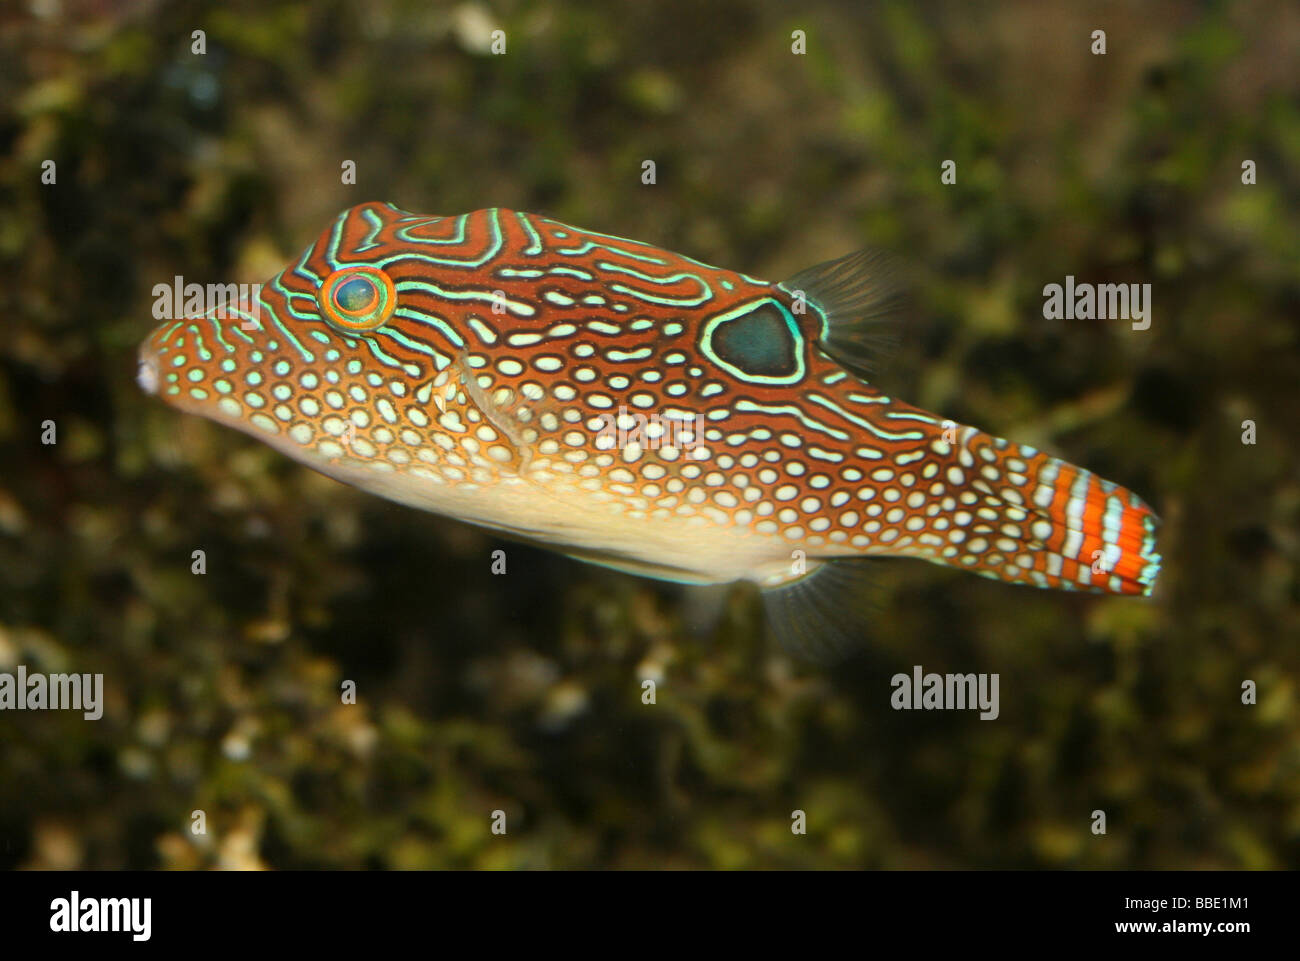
[700,298,805,384]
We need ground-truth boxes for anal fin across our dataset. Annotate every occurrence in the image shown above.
[761,559,887,663]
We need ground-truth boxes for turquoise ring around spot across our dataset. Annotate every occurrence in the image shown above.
[697,296,806,384]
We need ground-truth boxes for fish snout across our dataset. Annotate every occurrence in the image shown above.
[136,343,160,395]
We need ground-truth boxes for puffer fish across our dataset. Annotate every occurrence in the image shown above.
[138,203,1160,656]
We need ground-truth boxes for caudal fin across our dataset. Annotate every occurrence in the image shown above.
[758,418,1160,660]
[926,425,1162,595]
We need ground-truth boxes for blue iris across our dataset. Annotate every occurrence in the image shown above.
[335,276,376,312]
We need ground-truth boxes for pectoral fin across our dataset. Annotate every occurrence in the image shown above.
[425,353,535,475]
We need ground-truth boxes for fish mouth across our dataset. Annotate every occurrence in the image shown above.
[136,345,160,395]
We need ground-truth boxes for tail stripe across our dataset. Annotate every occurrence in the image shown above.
[874,423,1161,596]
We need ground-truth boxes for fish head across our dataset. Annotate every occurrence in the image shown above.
[137,203,511,480]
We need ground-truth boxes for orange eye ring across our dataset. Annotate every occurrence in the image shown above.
[318,266,396,332]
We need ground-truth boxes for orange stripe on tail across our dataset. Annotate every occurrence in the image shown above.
[881,424,1162,596]
[950,426,1160,595]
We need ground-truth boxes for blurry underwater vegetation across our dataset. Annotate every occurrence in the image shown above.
[0,0,1297,868]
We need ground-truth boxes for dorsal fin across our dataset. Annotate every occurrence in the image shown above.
[779,247,912,381]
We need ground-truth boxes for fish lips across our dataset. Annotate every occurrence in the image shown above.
[136,298,263,401]
[137,343,160,395]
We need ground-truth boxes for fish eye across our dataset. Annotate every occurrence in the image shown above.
[335,276,377,312]
[319,266,396,332]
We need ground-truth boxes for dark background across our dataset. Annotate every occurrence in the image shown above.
[1,0,1297,869]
